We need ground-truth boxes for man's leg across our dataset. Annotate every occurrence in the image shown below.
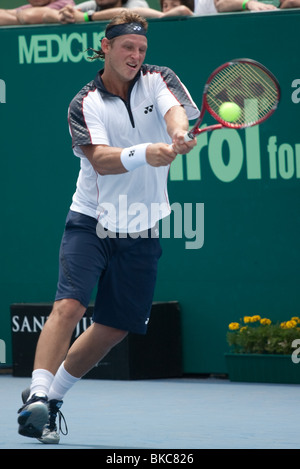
[18,210,111,440]
[29,323,127,444]
[18,298,86,439]
[48,323,127,398]
[33,298,86,375]
[63,323,128,378]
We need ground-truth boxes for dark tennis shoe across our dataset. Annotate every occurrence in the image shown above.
[18,392,49,438]
[20,387,68,444]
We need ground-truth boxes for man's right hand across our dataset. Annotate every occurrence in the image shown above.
[146,143,177,167]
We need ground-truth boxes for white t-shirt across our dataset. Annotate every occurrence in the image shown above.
[68,65,199,233]
[75,0,149,13]
[194,0,217,15]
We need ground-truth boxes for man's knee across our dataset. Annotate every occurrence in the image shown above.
[51,299,86,324]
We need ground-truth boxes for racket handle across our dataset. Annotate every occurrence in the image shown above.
[169,130,195,150]
[184,131,194,142]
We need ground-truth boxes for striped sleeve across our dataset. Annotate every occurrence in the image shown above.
[142,64,200,120]
[68,81,98,148]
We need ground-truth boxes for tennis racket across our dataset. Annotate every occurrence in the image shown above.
[184,58,280,141]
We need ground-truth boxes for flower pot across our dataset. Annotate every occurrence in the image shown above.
[225,353,300,384]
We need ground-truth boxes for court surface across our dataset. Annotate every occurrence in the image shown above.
[1,374,299,449]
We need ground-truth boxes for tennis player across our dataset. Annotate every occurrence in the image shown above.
[17,11,199,444]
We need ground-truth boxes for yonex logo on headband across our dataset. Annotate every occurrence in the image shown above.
[106,22,147,40]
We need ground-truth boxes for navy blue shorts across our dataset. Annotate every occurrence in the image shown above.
[55,210,162,334]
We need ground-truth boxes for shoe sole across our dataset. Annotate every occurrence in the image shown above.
[38,432,60,444]
[18,402,49,438]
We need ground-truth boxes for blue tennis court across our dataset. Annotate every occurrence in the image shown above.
[1,374,299,449]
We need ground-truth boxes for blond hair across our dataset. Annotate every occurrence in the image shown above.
[88,12,148,61]
[107,11,148,31]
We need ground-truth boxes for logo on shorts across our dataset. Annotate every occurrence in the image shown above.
[129,149,135,157]
[145,318,149,325]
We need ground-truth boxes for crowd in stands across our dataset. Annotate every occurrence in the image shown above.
[0,0,299,26]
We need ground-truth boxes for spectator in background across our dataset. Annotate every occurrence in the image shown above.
[280,0,300,7]
[0,0,75,25]
[160,0,194,15]
[197,0,300,12]
[59,0,300,22]
[214,0,278,11]
[59,0,150,23]
[59,0,194,22]
[194,0,218,14]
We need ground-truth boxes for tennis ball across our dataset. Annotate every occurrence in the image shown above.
[218,102,241,122]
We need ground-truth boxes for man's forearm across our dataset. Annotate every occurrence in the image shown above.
[164,105,189,140]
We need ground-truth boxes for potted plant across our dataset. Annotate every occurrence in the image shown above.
[225,315,300,384]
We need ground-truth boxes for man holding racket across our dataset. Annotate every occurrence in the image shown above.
[17,11,199,443]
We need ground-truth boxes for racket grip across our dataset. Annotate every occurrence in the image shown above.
[184,131,194,142]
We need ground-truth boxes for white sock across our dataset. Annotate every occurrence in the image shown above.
[29,369,54,398]
[48,362,80,401]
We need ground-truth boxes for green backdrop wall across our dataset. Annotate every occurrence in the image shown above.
[1,10,300,373]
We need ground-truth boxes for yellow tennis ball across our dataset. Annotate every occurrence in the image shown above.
[218,102,241,122]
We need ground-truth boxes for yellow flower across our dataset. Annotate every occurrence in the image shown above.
[280,322,287,329]
[243,316,252,324]
[286,320,297,329]
[251,315,261,322]
[240,326,248,332]
[291,317,300,324]
[228,322,240,331]
[260,318,271,325]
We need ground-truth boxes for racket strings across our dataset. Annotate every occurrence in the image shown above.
[206,62,279,126]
